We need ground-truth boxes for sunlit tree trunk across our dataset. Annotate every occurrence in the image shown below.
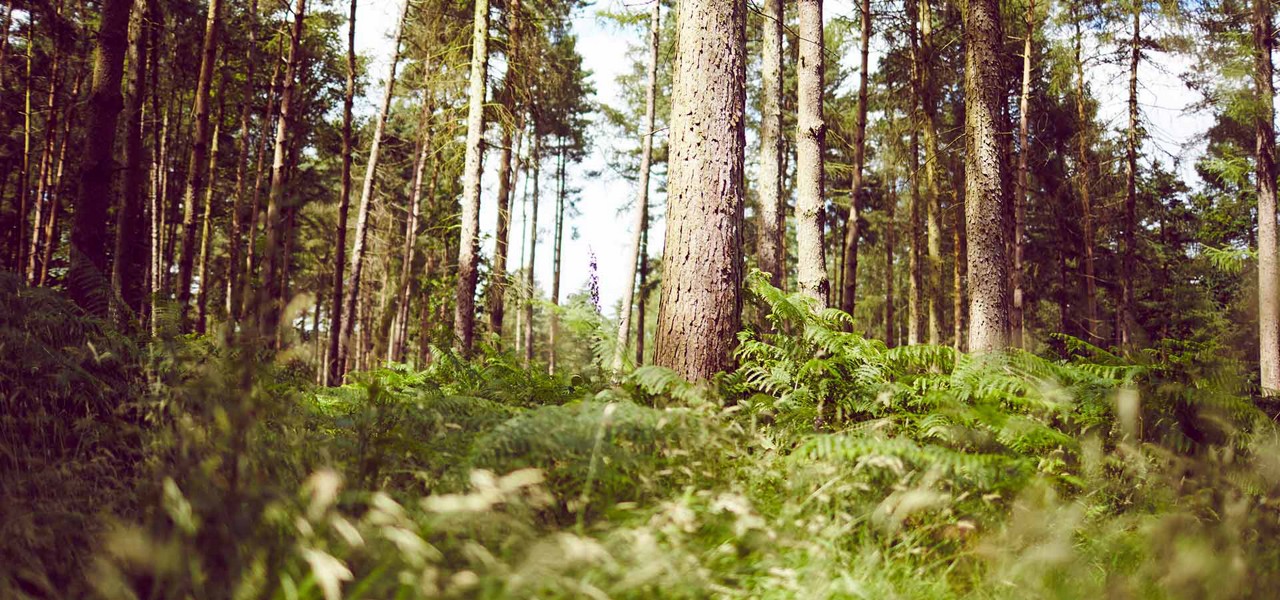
[226,0,259,325]
[195,116,223,333]
[454,0,490,355]
[176,0,223,327]
[757,0,784,289]
[488,0,522,341]
[324,0,357,385]
[523,134,540,366]
[919,0,944,344]
[964,0,1009,352]
[611,2,659,375]
[1013,0,1034,349]
[795,0,828,306]
[840,0,871,317]
[654,0,745,380]
[1255,0,1278,393]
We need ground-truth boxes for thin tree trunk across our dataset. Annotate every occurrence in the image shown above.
[1074,11,1099,341]
[548,146,566,374]
[1013,0,1034,349]
[920,0,944,344]
[38,74,79,288]
[636,224,648,365]
[840,0,871,316]
[226,0,259,324]
[885,138,897,348]
[15,23,32,272]
[258,0,306,342]
[244,48,284,328]
[67,0,130,316]
[523,134,541,366]
[964,0,1009,352]
[325,0,357,384]
[611,2,660,375]
[28,25,62,285]
[1255,0,1278,393]
[795,0,828,306]
[390,95,435,362]
[907,4,923,345]
[176,0,224,327]
[339,0,407,373]
[113,0,150,325]
[757,0,784,289]
[1118,1,1139,347]
[654,0,745,380]
[488,0,522,340]
[454,0,490,355]
[196,116,223,333]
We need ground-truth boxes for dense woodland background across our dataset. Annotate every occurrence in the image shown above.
[2,0,1280,597]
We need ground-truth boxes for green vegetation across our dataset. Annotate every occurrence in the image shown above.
[5,272,1280,599]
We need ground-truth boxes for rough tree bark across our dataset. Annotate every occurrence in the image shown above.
[1255,0,1278,393]
[964,0,1010,352]
[112,0,150,326]
[653,0,745,380]
[548,148,566,374]
[919,0,944,344]
[67,0,130,316]
[454,0,490,355]
[795,0,829,306]
[611,2,659,375]
[175,0,223,327]
[757,0,784,289]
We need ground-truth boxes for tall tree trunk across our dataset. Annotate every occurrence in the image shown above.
[176,0,223,327]
[611,2,660,375]
[28,23,62,285]
[38,74,79,288]
[1255,0,1278,393]
[390,96,435,362]
[15,24,32,272]
[454,0,490,355]
[919,0,944,344]
[636,224,648,365]
[654,0,745,380]
[522,134,540,366]
[907,2,923,345]
[548,147,566,374]
[67,0,130,316]
[1118,1,1139,347]
[244,49,284,307]
[325,0,356,385]
[885,132,897,347]
[488,0,522,340]
[1074,10,1099,341]
[964,0,1009,352]
[795,0,828,306]
[338,1,407,374]
[840,0,871,316]
[1013,0,1034,349]
[757,0,784,289]
[226,0,259,325]
[196,116,223,333]
[257,0,305,342]
[113,0,150,326]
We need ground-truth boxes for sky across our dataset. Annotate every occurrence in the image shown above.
[352,0,1215,319]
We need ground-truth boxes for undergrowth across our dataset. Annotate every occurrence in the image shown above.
[4,270,1280,598]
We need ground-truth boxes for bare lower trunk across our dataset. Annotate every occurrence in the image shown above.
[326,0,354,381]
[548,148,566,374]
[454,0,490,355]
[1074,12,1099,342]
[1255,0,1278,393]
[920,0,944,344]
[756,0,784,289]
[390,96,435,362]
[488,0,522,341]
[653,0,745,380]
[611,2,660,375]
[195,117,222,333]
[226,0,259,325]
[1118,3,1139,347]
[523,135,541,366]
[840,0,871,317]
[113,0,150,326]
[1013,0,1034,349]
[963,0,1009,352]
[795,0,828,306]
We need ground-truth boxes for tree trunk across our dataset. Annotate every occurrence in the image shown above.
[339,1,407,373]
[1074,11,1099,342]
[39,73,80,288]
[795,0,828,306]
[548,147,566,374]
[15,24,32,273]
[654,0,745,380]
[257,0,306,342]
[963,0,1009,352]
[112,0,150,326]
[325,0,357,385]
[840,0,871,317]
[757,0,784,289]
[523,134,540,366]
[454,0,490,355]
[244,49,284,308]
[885,137,897,348]
[390,95,435,362]
[919,0,944,344]
[611,2,660,375]
[196,116,223,333]
[488,0,522,341]
[1118,1,1139,347]
[226,0,259,325]
[28,23,62,285]
[1255,0,1278,393]
[636,224,648,365]
[67,0,129,315]
[176,0,223,327]
[1013,0,1034,349]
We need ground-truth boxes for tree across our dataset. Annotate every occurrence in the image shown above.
[964,0,1009,352]
[840,0,871,316]
[487,0,523,342]
[325,0,357,384]
[175,0,224,327]
[610,2,660,376]
[1255,0,1278,393]
[454,0,489,356]
[1073,5,1100,341]
[653,0,745,380]
[795,0,828,306]
[1118,0,1141,347]
[1012,0,1035,348]
[757,0,784,289]
[67,0,130,316]
[226,0,260,325]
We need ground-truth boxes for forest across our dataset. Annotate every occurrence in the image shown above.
[1,0,1279,596]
